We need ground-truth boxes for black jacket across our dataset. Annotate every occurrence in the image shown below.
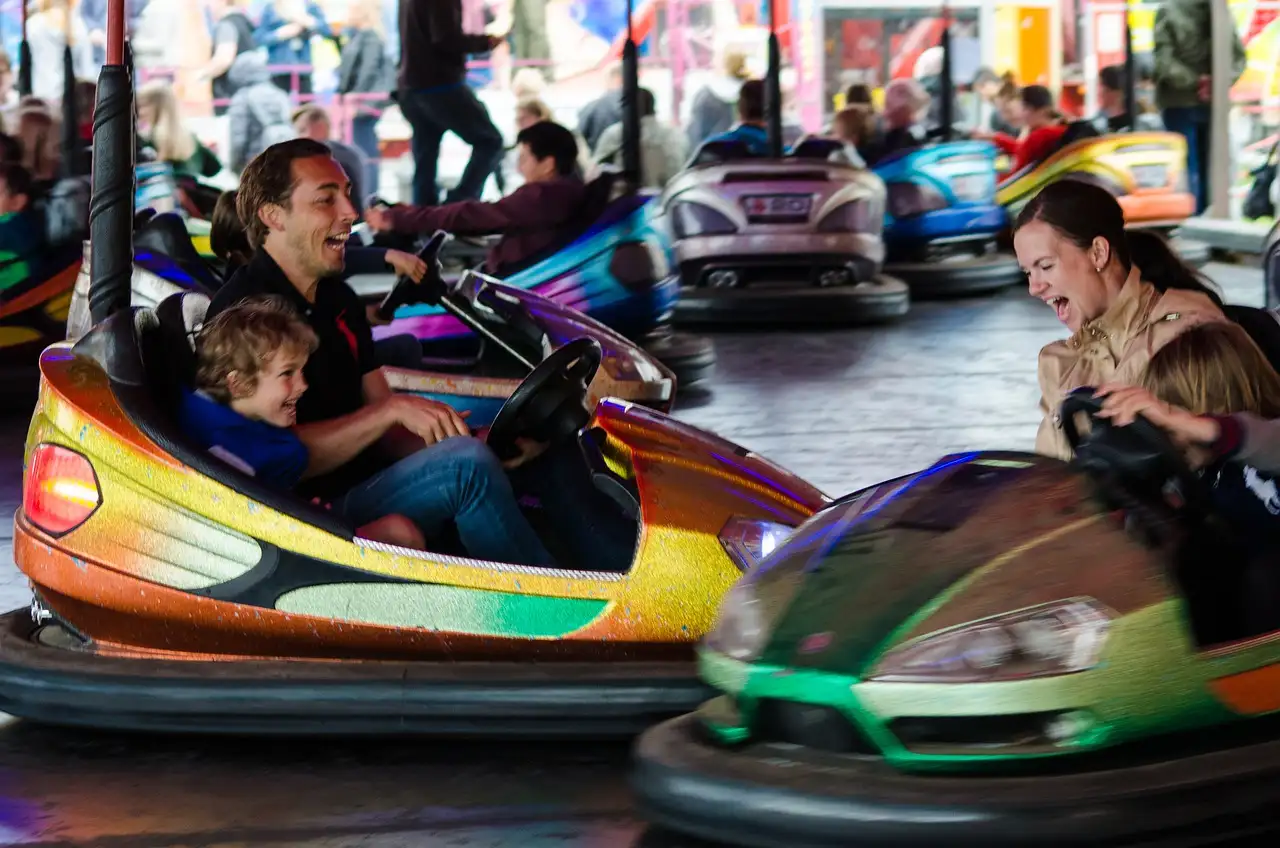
[397,0,489,90]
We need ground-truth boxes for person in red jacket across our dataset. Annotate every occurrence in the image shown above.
[975,85,1067,175]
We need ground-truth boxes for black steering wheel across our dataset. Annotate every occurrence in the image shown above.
[1060,387,1208,517]
[376,230,450,322]
[485,338,602,461]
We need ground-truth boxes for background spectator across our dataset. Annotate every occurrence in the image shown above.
[14,104,58,181]
[137,81,222,178]
[27,0,94,103]
[592,87,686,188]
[685,45,750,150]
[337,0,391,195]
[1094,64,1163,133]
[226,50,294,172]
[198,0,257,117]
[255,0,333,97]
[1153,0,1246,213]
[396,0,504,205]
[293,104,368,215]
[577,64,621,151]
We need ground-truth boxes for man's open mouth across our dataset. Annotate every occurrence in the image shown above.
[324,233,350,252]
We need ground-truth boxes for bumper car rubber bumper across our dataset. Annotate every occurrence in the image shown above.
[0,610,711,736]
[639,329,717,387]
[631,713,1280,848]
[884,251,1024,299]
[672,276,910,327]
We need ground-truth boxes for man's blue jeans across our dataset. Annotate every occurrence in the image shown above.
[397,85,504,206]
[335,436,555,566]
[1162,105,1211,214]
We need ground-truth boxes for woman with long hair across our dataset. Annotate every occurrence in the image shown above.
[337,0,390,194]
[137,81,222,178]
[1014,178,1228,460]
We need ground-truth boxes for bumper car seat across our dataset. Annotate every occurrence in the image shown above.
[686,139,756,168]
[492,170,623,278]
[134,212,223,294]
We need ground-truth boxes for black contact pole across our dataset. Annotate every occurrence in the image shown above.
[17,0,30,97]
[87,0,135,325]
[60,45,80,176]
[939,5,953,141]
[765,0,782,158]
[620,0,641,189]
[1123,3,1136,130]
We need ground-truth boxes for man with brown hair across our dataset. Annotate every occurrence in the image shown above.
[204,141,558,565]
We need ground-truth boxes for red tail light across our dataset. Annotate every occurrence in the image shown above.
[23,444,101,536]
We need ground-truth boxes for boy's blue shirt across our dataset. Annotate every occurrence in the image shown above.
[178,390,309,490]
[706,124,775,157]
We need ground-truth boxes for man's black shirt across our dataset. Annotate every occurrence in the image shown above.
[207,249,378,428]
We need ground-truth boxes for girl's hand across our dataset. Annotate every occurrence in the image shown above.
[1093,384,1221,445]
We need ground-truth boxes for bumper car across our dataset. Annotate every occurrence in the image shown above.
[0,177,92,391]
[663,137,910,326]
[5,280,824,733]
[996,125,1212,267]
[874,140,1023,298]
[366,171,716,387]
[66,222,681,423]
[633,389,1280,846]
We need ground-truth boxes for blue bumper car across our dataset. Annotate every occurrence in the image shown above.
[874,140,1024,298]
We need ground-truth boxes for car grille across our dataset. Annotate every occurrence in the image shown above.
[753,699,880,755]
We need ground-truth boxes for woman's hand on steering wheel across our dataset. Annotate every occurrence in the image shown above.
[1094,384,1221,448]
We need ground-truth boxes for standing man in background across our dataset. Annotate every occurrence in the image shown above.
[397,0,505,206]
[1153,0,1245,214]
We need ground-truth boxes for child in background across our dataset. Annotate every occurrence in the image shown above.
[0,163,45,293]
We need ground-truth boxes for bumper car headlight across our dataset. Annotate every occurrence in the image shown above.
[867,599,1112,684]
[886,182,948,219]
[671,202,737,238]
[719,516,794,573]
[599,349,666,384]
[705,581,768,662]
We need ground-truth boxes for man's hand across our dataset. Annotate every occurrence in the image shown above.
[500,437,549,469]
[384,395,471,444]
[384,249,427,281]
[365,206,393,233]
[1094,384,1220,446]
[486,33,507,50]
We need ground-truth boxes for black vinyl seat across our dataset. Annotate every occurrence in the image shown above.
[133,212,224,294]
[1224,303,1280,376]
[686,139,756,168]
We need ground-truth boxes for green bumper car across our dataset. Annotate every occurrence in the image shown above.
[632,391,1280,847]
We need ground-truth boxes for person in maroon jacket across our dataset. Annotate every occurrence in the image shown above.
[397,0,506,207]
[365,121,585,275]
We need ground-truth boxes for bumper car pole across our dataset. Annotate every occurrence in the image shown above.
[620,0,641,190]
[17,0,30,98]
[764,0,782,159]
[1207,0,1232,219]
[87,0,135,325]
[938,5,952,142]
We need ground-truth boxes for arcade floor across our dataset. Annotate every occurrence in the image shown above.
[0,262,1266,847]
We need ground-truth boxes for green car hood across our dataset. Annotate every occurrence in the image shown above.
[753,452,1126,678]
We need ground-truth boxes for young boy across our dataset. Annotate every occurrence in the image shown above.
[179,296,424,549]
[0,161,45,295]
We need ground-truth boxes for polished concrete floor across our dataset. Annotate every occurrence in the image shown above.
[0,262,1266,847]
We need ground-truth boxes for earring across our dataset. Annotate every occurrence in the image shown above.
[1095,266,1102,273]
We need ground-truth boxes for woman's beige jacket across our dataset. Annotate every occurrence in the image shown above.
[1036,267,1227,460]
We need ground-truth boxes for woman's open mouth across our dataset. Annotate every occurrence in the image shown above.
[1047,295,1071,325]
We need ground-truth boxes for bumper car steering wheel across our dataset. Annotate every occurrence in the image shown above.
[1060,388,1208,518]
[376,230,451,321]
[485,337,602,462]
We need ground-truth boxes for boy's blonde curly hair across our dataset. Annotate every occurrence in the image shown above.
[195,296,318,403]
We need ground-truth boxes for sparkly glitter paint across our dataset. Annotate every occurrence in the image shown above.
[15,345,825,661]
